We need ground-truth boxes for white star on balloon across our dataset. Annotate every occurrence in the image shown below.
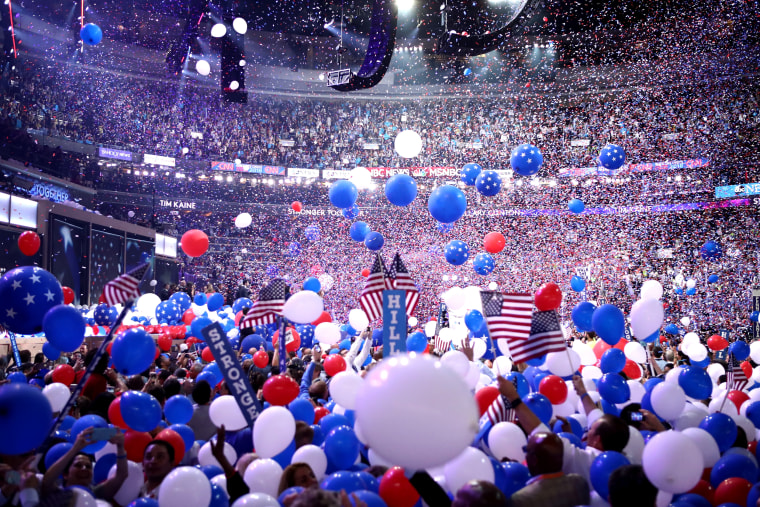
[6,308,16,319]
[44,289,56,301]
[30,274,41,284]
[24,293,35,305]
[11,280,21,290]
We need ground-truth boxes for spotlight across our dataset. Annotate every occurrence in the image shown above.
[211,23,227,38]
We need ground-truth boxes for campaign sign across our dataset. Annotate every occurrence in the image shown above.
[382,290,407,355]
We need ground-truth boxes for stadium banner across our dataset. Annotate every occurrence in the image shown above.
[715,183,760,199]
[287,208,343,216]
[28,182,70,203]
[98,147,133,161]
[366,167,459,178]
[753,290,760,340]
[279,139,296,147]
[322,170,351,180]
[570,139,591,147]
[287,168,320,178]
[558,158,710,178]
[382,290,407,355]
[210,161,286,175]
[143,154,176,167]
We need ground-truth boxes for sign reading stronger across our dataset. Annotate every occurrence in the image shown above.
[382,290,407,355]
[201,322,262,425]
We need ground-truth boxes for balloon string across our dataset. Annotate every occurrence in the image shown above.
[39,303,132,454]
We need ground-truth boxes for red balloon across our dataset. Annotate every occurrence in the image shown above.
[62,286,75,305]
[707,334,728,351]
[741,361,753,379]
[475,386,500,416]
[124,430,152,463]
[155,428,185,465]
[235,310,244,326]
[622,359,642,380]
[182,309,196,325]
[154,347,160,360]
[18,231,40,256]
[52,364,75,386]
[273,327,301,353]
[379,466,420,507]
[727,390,749,411]
[291,201,303,212]
[713,477,752,506]
[324,355,347,377]
[262,375,299,406]
[157,335,172,352]
[312,311,333,326]
[535,282,562,311]
[201,346,214,363]
[314,406,330,424]
[483,232,505,254]
[180,229,209,257]
[108,396,128,429]
[749,440,758,455]
[361,268,370,278]
[253,350,269,368]
[539,375,568,404]
[687,479,714,504]
[593,338,626,359]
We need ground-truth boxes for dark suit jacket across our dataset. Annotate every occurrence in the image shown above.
[510,472,590,507]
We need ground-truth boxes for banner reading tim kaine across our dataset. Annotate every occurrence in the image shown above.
[201,322,262,425]
[211,161,286,175]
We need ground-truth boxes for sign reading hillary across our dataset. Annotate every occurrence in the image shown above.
[382,290,407,355]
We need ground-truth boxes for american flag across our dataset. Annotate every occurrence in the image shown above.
[511,310,567,363]
[485,395,517,425]
[387,252,419,317]
[480,292,533,355]
[359,254,391,322]
[727,353,748,391]
[240,279,287,329]
[433,335,451,354]
[100,263,149,305]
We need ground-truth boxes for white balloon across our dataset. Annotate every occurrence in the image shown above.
[158,466,212,507]
[348,309,369,331]
[624,342,647,364]
[651,382,686,421]
[198,440,237,469]
[640,280,663,300]
[329,371,364,410]
[733,414,756,443]
[315,322,341,345]
[252,406,295,458]
[750,341,760,364]
[491,356,512,377]
[628,380,645,404]
[686,279,696,289]
[232,17,248,34]
[496,339,511,357]
[488,282,498,290]
[471,338,486,360]
[665,366,683,383]
[686,343,707,362]
[71,487,97,507]
[673,408,706,431]
[440,350,470,378]
[349,167,372,190]
[232,493,279,507]
[291,445,327,480]
[444,447,494,494]
[43,383,71,413]
[108,461,144,506]
[234,213,252,228]
[355,354,479,470]
[209,395,247,431]
[442,287,466,311]
[630,298,664,340]
[682,332,700,350]
[438,327,453,344]
[242,459,282,498]
[196,59,211,76]
[623,426,645,464]
[572,341,598,366]
[136,293,161,317]
[707,363,726,383]
[282,291,323,324]
[464,362,481,389]
[581,365,603,380]
[462,286,483,313]
[394,130,423,159]
[642,430,704,493]
[368,448,394,467]
[680,316,691,327]
[211,23,227,37]
[408,317,418,327]
[191,303,207,316]
[424,321,437,338]
[544,349,580,377]
[488,422,527,462]
[681,427,720,467]
[210,474,228,496]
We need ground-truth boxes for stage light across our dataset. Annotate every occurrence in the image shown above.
[211,23,226,38]
[396,0,414,14]
[232,17,247,34]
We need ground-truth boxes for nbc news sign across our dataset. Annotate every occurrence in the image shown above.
[715,183,760,199]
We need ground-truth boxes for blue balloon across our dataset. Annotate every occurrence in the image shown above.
[303,277,322,293]
[207,293,224,311]
[93,453,117,484]
[708,274,719,284]
[200,464,224,480]
[474,170,502,197]
[112,328,156,375]
[428,185,467,224]
[42,306,84,352]
[592,304,626,345]
[700,240,722,262]
[524,393,552,424]
[329,180,359,208]
[296,325,315,349]
[320,413,351,435]
[191,316,213,339]
[671,494,711,507]
[0,266,65,333]
[7,372,26,384]
[506,372,530,398]
[324,426,359,469]
[500,462,531,496]
[600,399,621,416]
[350,222,371,242]
[164,395,193,425]
[208,482,229,507]
[751,311,760,323]
[552,418,584,440]
[80,22,103,45]
[170,292,192,311]
[406,332,427,353]
[342,205,360,220]
[71,414,108,454]
[674,287,684,295]
[465,310,485,332]
[169,424,195,452]
[241,334,265,353]
[94,304,117,326]
[120,391,162,432]
[355,472,379,493]
[729,340,750,361]
[194,293,208,306]
[304,224,321,241]
[590,451,630,500]
[42,342,61,361]
[600,349,626,374]
[597,373,630,404]
[746,401,760,429]
[598,144,626,170]
[321,471,365,493]
[570,276,586,292]
[288,242,302,257]
[699,413,737,453]
[747,483,760,507]
[156,300,182,324]
[45,442,74,470]
[558,432,585,449]
[685,287,696,296]
[60,415,76,432]
[568,198,585,214]
[385,174,418,206]
[664,323,680,335]
[444,240,469,266]
[510,144,543,176]
[678,366,713,400]
[232,298,253,314]
[202,363,223,385]
[364,232,385,251]
[289,398,315,424]
[571,302,596,332]
[460,163,482,186]
[128,498,160,507]
[311,424,325,446]
[710,452,758,487]
[641,330,659,344]
[351,490,387,507]
[278,487,305,504]
[472,252,495,275]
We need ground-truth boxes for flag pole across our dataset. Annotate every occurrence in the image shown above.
[718,353,733,412]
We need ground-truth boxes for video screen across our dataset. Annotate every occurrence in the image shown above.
[90,226,125,305]
[0,227,43,276]
[49,215,89,306]
[126,234,155,293]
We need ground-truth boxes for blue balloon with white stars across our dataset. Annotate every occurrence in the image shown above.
[305,225,321,241]
[350,222,371,242]
[444,240,469,266]
[598,144,626,170]
[436,222,453,234]
[473,252,495,275]
[460,163,482,186]
[156,300,182,324]
[94,304,118,326]
[169,292,191,312]
[700,240,722,262]
[288,242,302,257]
[0,266,63,335]
[475,170,502,197]
[364,232,384,251]
[232,297,253,313]
[296,324,314,348]
[510,144,543,176]
[266,265,280,278]
[342,205,360,220]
